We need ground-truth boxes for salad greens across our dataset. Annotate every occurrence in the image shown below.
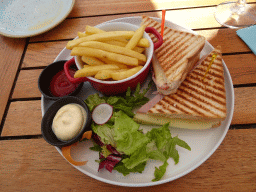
[85,82,152,117]
[85,83,191,182]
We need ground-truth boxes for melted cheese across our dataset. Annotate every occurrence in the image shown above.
[133,113,219,129]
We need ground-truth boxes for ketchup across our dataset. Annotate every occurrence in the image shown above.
[50,69,79,97]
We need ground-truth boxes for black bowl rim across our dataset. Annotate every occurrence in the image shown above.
[41,96,92,147]
[38,60,83,100]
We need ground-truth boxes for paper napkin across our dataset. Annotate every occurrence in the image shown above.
[236,25,256,55]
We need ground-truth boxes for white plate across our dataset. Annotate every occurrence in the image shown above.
[0,0,75,38]
[41,16,234,187]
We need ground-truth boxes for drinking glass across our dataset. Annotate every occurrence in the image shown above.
[214,0,256,28]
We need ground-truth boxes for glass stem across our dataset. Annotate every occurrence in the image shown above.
[236,0,246,6]
[233,0,247,14]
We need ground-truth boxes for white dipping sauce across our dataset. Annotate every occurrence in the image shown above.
[52,104,87,141]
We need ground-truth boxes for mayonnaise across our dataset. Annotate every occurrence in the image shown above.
[52,104,87,141]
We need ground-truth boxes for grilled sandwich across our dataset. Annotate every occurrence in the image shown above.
[141,15,206,95]
[134,47,227,129]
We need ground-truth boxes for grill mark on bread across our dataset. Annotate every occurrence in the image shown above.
[192,70,224,85]
[176,92,218,117]
[158,34,193,63]
[180,83,226,106]
[187,65,223,84]
[178,85,226,113]
[158,99,177,113]
[200,60,223,74]
[162,96,196,115]
[155,37,181,60]
[185,75,226,98]
[155,34,184,59]
[165,93,208,116]
[195,65,223,76]
[182,79,226,101]
[191,64,225,82]
[162,38,204,76]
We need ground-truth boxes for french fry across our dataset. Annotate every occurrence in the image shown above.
[134,47,145,54]
[99,57,122,65]
[112,63,128,69]
[66,31,135,50]
[114,37,149,48]
[103,40,145,53]
[138,60,146,65]
[94,69,124,80]
[74,64,119,78]
[78,32,88,38]
[137,38,150,48]
[100,58,129,69]
[78,41,146,62]
[81,56,105,65]
[71,47,139,66]
[85,26,129,42]
[85,25,105,35]
[85,25,149,48]
[111,66,143,80]
[125,25,146,50]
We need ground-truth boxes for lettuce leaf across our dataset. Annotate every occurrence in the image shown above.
[92,123,116,147]
[89,141,102,152]
[114,111,150,155]
[122,145,148,169]
[114,161,147,176]
[85,93,106,111]
[146,123,172,150]
[146,141,166,162]
[172,136,191,151]
[152,161,169,182]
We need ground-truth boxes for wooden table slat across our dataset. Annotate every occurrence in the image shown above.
[12,70,42,99]
[22,41,68,68]
[0,36,26,125]
[70,0,256,18]
[1,100,42,137]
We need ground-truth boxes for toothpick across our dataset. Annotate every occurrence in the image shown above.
[161,10,166,38]
[203,53,217,81]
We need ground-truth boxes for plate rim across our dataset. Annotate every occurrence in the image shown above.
[0,0,75,38]
[41,16,235,187]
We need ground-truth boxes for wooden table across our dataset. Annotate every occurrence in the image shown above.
[1,0,256,191]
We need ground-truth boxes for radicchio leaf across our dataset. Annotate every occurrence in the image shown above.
[98,154,122,173]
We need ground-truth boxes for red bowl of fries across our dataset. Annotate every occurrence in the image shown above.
[64,22,163,95]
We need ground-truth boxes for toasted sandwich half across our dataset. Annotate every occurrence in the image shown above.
[141,15,206,95]
[134,47,227,129]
